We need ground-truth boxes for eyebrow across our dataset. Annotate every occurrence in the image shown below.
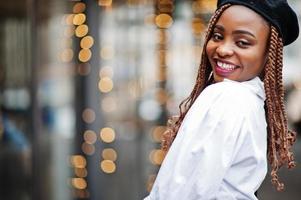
[214,25,256,39]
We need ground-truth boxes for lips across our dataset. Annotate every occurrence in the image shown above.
[214,59,239,76]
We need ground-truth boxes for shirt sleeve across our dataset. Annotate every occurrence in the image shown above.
[145,82,256,200]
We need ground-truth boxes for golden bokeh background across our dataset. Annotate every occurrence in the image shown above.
[0,0,301,200]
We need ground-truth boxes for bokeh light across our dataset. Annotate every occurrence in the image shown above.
[155,14,173,29]
[82,108,96,124]
[102,148,117,161]
[81,142,95,155]
[83,130,97,144]
[149,149,166,165]
[71,178,87,189]
[78,49,92,62]
[157,0,174,13]
[80,36,94,49]
[75,24,89,37]
[98,0,113,7]
[74,167,88,178]
[73,13,86,25]
[100,160,116,174]
[98,77,114,93]
[146,174,156,192]
[73,2,86,13]
[192,17,205,36]
[70,155,87,168]
[99,127,116,143]
[151,126,166,142]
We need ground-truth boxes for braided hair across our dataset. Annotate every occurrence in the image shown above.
[161,4,297,191]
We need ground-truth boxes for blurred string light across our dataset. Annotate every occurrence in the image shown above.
[192,17,205,38]
[191,1,209,65]
[71,178,87,190]
[157,0,174,13]
[80,36,94,49]
[73,2,86,13]
[145,0,174,192]
[156,29,170,44]
[59,14,75,63]
[82,142,96,155]
[98,77,114,93]
[75,24,89,37]
[70,154,89,197]
[155,13,173,29]
[192,0,217,14]
[83,130,97,144]
[97,0,119,176]
[102,148,117,161]
[70,155,87,168]
[146,174,157,192]
[67,2,96,198]
[100,160,116,173]
[82,108,96,124]
[149,149,166,165]
[73,13,86,25]
[74,167,88,178]
[98,0,113,7]
[151,126,166,142]
[78,48,92,62]
[71,3,94,64]
[99,127,116,143]
[99,127,117,174]
[127,0,143,6]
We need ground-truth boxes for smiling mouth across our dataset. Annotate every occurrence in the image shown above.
[213,60,239,76]
[216,61,238,71]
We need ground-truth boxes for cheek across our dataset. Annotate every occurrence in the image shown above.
[243,52,266,75]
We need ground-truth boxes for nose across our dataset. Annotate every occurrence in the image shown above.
[216,42,234,57]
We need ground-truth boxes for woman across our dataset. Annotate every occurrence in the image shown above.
[144,0,299,199]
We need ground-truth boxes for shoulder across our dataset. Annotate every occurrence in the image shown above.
[204,80,256,103]
[199,80,262,116]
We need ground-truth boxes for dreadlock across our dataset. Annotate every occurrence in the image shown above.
[161,3,297,191]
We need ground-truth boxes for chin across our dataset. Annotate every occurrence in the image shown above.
[213,74,225,83]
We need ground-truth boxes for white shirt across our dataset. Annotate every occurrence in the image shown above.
[144,77,268,200]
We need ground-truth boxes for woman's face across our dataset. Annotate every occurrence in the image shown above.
[206,5,270,83]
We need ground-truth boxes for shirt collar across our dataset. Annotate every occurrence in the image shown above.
[223,76,266,101]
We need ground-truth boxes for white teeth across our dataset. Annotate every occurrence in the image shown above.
[217,61,236,70]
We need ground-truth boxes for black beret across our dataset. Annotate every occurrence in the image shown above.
[217,0,299,46]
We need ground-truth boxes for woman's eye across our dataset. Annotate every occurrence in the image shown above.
[212,33,223,41]
[237,40,250,47]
